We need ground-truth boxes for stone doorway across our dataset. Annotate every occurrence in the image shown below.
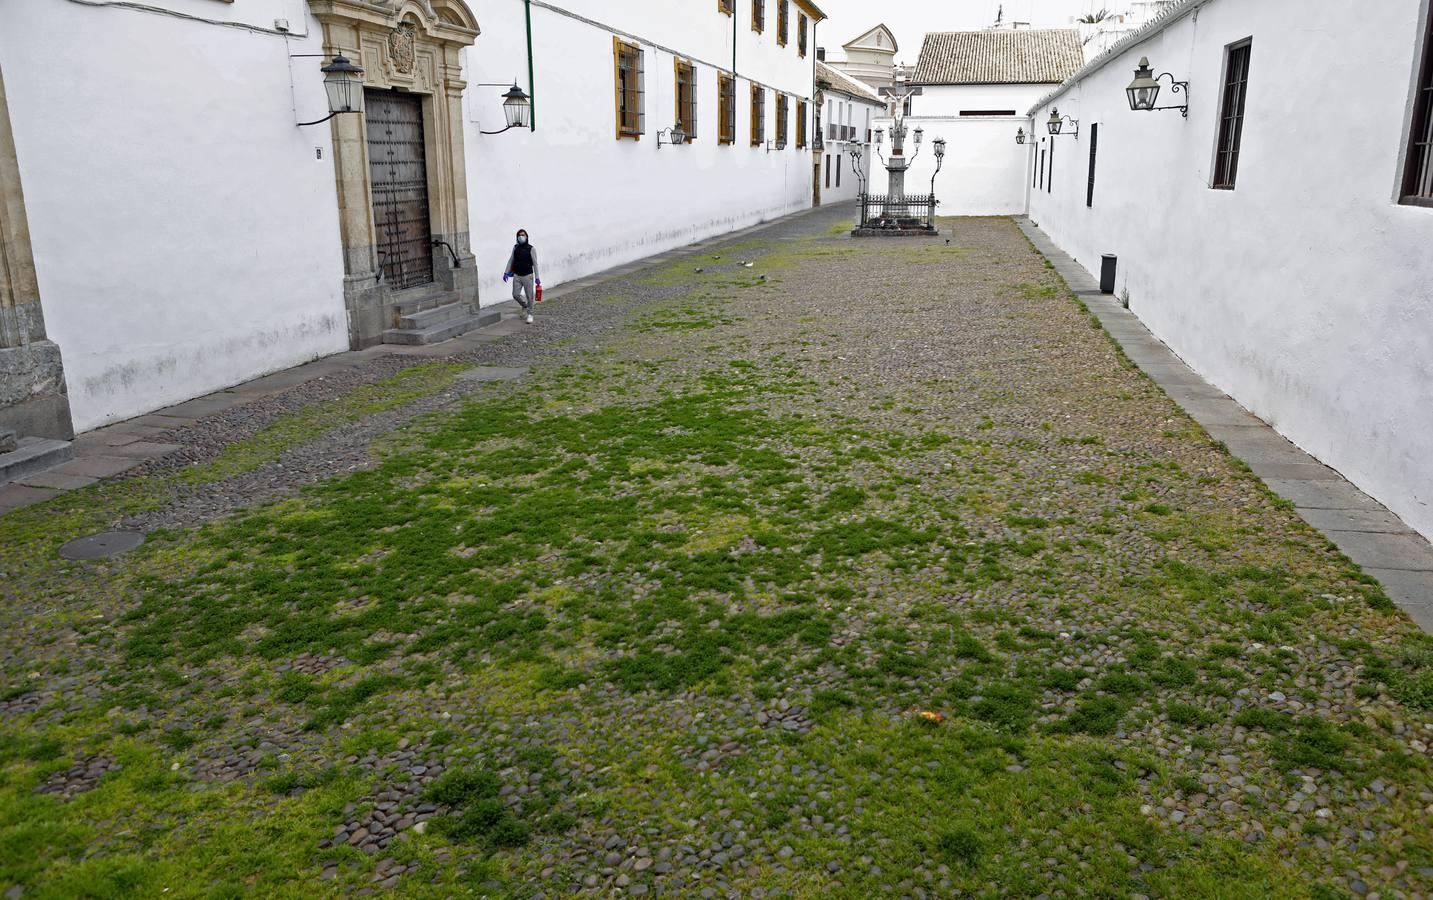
[308,0,487,348]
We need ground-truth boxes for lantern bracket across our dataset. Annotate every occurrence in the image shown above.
[1143,73,1190,118]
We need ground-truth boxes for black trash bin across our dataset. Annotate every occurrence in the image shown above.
[1100,254,1117,294]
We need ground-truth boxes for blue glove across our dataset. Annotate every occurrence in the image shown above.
[503,272,512,282]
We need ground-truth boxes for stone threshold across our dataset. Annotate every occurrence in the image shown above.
[0,202,844,514]
[1015,217,1433,635]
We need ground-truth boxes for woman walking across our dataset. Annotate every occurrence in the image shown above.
[503,228,541,325]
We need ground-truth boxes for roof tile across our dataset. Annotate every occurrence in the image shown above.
[912,29,1084,85]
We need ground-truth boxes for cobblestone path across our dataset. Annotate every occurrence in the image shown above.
[2,207,1430,898]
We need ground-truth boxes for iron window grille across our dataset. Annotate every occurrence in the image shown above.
[777,0,789,46]
[751,84,766,146]
[1087,123,1099,208]
[1212,39,1252,189]
[613,38,644,140]
[752,0,765,32]
[675,59,698,141]
[776,93,789,148]
[1402,11,1433,205]
[718,72,736,144]
[796,99,807,148]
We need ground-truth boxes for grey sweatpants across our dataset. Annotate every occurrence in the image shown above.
[511,274,535,311]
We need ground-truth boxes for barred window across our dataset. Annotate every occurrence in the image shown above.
[718,73,735,145]
[675,59,698,140]
[1402,11,1433,205]
[752,0,765,33]
[613,38,644,140]
[1212,40,1252,190]
[750,84,766,146]
[777,0,789,46]
[776,93,789,148]
[796,99,807,148]
[798,13,808,57]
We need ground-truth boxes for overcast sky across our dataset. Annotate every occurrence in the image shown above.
[814,0,1110,65]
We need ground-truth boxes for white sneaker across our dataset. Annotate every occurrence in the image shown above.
[525,314,534,324]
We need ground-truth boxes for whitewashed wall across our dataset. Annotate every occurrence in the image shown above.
[879,83,1054,216]
[465,1,819,306]
[819,92,881,203]
[1027,0,1433,540]
[1,0,347,431]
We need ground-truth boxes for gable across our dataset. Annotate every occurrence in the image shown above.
[842,24,898,55]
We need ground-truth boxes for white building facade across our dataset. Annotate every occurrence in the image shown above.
[882,29,1083,216]
[1026,0,1433,540]
[0,0,824,435]
[825,24,900,92]
[815,62,882,203]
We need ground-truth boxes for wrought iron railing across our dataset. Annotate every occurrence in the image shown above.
[857,193,938,231]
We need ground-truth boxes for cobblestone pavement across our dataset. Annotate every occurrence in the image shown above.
[2,207,1430,898]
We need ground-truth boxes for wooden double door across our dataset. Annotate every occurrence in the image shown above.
[365,89,433,290]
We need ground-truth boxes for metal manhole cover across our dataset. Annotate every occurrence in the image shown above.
[59,531,145,560]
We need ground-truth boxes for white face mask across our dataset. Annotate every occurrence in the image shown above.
[517,236,528,244]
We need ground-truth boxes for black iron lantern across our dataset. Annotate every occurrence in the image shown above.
[1047,108,1063,135]
[321,55,365,115]
[1015,127,1026,145]
[932,137,946,160]
[913,126,924,146]
[501,83,532,129]
[874,128,884,146]
[1126,57,1161,111]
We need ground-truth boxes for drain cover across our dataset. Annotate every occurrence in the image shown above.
[59,531,145,561]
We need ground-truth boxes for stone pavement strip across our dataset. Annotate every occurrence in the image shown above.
[1018,217,1433,634]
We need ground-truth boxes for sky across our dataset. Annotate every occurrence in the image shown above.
[814,0,1111,64]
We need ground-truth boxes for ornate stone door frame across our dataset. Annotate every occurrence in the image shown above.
[307,0,480,348]
[0,64,73,440]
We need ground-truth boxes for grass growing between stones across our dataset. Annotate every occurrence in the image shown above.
[1,216,1429,898]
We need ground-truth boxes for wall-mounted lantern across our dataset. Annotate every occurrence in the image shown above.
[930,136,947,196]
[479,83,533,135]
[1015,127,1027,145]
[298,55,365,126]
[1047,107,1079,138]
[656,125,688,148]
[1125,57,1190,118]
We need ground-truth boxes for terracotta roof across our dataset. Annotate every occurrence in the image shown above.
[815,61,883,103]
[912,29,1084,85]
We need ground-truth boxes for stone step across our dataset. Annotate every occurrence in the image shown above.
[0,436,73,483]
[390,287,452,319]
[397,302,478,331]
[381,309,501,346]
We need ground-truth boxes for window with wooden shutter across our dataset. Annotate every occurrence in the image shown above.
[1402,12,1433,205]
[752,0,765,33]
[777,1,789,46]
[1086,123,1098,208]
[613,38,644,140]
[796,99,807,148]
[675,59,697,140]
[798,14,808,57]
[751,84,765,146]
[1212,39,1252,189]
[776,93,788,148]
[718,0,733,15]
[718,72,735,145]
